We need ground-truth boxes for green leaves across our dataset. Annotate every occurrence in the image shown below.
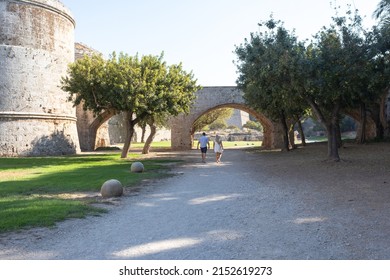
[235,6,390,158]
[61,52,200,119]
[61,51,200,158]
[235,19,305,122]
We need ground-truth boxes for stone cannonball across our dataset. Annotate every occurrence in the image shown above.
[100,179,123,198]
[131,162,144,173]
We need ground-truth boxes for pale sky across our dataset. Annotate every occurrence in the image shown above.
[60,0,380,86]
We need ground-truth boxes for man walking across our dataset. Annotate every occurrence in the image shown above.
[197,132,210,163]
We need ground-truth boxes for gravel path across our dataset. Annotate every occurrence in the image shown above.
[1,146,390,260]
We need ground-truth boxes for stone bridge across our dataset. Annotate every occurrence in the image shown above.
[170,86,284,150]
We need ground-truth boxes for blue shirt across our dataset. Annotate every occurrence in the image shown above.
[198,135,209,148]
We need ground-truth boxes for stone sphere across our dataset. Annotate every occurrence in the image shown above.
[100,179,123,198]
[131,162,144,173]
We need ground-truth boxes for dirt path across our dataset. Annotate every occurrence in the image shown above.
[1,143,390,259]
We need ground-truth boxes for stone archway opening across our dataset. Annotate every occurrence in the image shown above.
[170,87,285,150]
[296,112,376,145]
[344,110,377,142]
[75,106,116,151]
[190,104,273,149]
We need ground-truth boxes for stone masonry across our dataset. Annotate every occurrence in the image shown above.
[74,42,110,151]
[226,109,250,129]
[0,0,80,156]
[170,86,285,150]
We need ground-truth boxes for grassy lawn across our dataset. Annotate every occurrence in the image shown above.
[0,153,178,233]
[116,140,262,150]
[222,141,262,148]
[130,141,171,149]
[191,140,262,149]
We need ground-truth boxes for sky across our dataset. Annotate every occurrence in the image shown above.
[60,0,380,86]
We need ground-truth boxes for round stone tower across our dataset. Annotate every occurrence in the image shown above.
[0,0,80,156]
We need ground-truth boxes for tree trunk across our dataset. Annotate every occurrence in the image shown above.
[379,93,389,138]
[326,122,340,161]
[87,109,116,151]
[297,119,306,146]
[140,123,147,143]
[87,126,98,152]
[371,103,384,140]
[280,111,290,152]
[288,123,297,150]
[307,97,340,161]
[358,102,367,144]
[327,104,341,161]
[335,120,343,148]
[142,124,157,154]
[121,112,135,158]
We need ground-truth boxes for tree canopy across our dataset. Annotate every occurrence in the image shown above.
[235,18,310,151]
[375,0,390,27]
[235,7,390,161]
[192,108,234,133]
[62,52,200,158]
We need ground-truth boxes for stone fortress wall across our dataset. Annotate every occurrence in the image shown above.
[0,0,80,156]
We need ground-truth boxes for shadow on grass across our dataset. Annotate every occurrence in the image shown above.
[0,157,177,196]
[0,154,121,171]
[0,154,180,233]
[0,196,105,233]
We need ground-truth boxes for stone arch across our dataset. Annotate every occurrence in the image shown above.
[170,87,284,150]
[190,103,273,146]
[76,106,116,151]
[74,43,116,151]
[344,109,377,141]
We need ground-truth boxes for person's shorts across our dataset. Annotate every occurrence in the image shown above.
[200,147,207,153]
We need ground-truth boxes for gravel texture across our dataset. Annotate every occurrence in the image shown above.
[1,143,390,260]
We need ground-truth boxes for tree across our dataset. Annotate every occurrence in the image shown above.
[296,9,388,159]
[243,120,263,132]
[371,7,390,138]
[141,112,169,154]
[62,52,200,158]
[209,119,228,130]
[192,108,234,133]
[297,12,366,160]
[374,0,390,26]
[138,120,147,143]
[236,8,389,160]
[235,18,307,151]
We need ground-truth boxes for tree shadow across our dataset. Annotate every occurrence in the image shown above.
[28,131,78,156]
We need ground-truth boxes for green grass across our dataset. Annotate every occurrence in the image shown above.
[0,196,103,233]
[130,141,171,149]
[115,140,262,150]
[192,141,262,149]
[0,153,178,233]
[222,141,262,148]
